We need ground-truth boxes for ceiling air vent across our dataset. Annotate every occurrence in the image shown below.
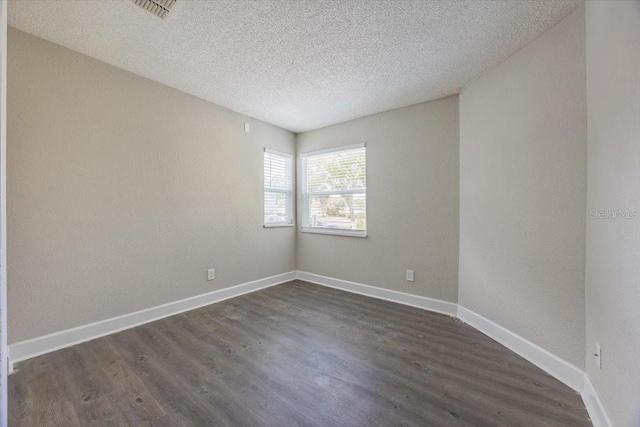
[130,0,178,19]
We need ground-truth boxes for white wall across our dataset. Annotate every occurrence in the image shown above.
[296,97,459,302]
[585,2,640,426]
[0,0,7,424]
[458,8,586,367]
[7,28,296,344]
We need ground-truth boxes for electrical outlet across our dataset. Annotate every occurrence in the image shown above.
[244,122,250,133]
[595,343,602,369]
[406,270,414,282]
[207,269,215,281]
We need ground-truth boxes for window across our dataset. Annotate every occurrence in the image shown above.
[301,144,366,237]
[264,149,293,227]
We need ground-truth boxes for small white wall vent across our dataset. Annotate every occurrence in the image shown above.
[130,0,178,19]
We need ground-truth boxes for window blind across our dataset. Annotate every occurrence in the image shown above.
[301,144,366,237]
[264,149,293,226]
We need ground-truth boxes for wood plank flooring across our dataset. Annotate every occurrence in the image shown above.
[9,280,591,426]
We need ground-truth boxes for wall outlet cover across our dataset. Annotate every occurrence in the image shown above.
[406,270,414,282]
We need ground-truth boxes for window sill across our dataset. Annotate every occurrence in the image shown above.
[301,228,367,238]
[264,223,295,228]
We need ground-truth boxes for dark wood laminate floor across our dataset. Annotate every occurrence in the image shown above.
[9,280,591,426]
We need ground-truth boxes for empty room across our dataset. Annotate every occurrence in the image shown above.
[0,0,638,426]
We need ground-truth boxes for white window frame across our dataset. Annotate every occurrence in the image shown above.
[301,143,367,237]
[263,148,294,228]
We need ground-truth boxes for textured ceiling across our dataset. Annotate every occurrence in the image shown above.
[8,0,581,132]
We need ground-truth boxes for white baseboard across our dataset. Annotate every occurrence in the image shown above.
[457,305,584,392]
[301,272,613,426]
[296,271,458,316]
[295,273,597,397]
[9,269,612,427]
[9,271,297,368]
[581,375,613,427]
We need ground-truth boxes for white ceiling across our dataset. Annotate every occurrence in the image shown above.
[8,0,581,133]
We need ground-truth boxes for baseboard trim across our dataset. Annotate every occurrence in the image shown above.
[9,269,612,427]
[296,271,588,395]
[457,305,584,392]
[9,271,297,368]
[301,272,613,425]
[296,271,458,317]
[581,375,613,427]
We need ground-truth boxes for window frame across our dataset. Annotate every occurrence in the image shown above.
[263,148,294,228]
[301,143,367,238]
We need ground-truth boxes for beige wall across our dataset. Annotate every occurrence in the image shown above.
[12,12,640,426]
[585,2,640,426]
[7,28,296,344]
[458,8,586,367]
[296,97,459,303]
